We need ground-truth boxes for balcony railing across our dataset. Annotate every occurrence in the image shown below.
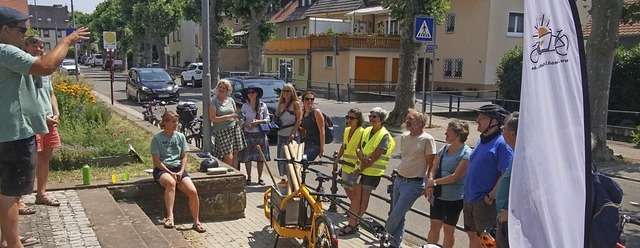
[265,35,401,51]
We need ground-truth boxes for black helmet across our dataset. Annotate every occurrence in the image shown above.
[199,158,219,172]
[475,104,509,124]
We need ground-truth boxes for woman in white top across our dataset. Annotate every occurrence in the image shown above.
[238,86,271,185]
[274,83,302,176]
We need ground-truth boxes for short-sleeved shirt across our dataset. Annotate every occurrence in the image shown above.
[0,44,47,142]
[210,96,236,130]
[36,75,54,118]
[463,133,513,203]
[150,132,190,169]
[496,160,513,211]
[240,101,269,133]
[437,144,472,201]
[397,131,436,178]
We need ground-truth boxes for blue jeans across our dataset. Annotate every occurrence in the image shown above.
[276,135,299,176]
[384,177,425,247]
[304,142,320,161]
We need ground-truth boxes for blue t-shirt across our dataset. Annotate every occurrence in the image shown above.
[463,134,513,203]
[0,44,47,142]
[496,160,513,211]
[150,132,190,169]
[437,144,473,201]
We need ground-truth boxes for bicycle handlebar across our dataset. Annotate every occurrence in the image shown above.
[274,158,333,166]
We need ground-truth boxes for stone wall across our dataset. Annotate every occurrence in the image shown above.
[108,172,246,223]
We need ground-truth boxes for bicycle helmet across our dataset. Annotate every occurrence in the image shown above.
[479,227,497,248]
[199,158,219,172]
[475,104,509,134]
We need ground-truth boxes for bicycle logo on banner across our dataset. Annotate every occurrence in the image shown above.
[530,14,569,63]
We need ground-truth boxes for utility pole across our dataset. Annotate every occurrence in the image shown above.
[71,0,78,80]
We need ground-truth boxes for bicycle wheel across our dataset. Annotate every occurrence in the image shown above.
[313,215,338,248]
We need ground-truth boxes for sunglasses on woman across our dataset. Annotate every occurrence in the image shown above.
[304,97,315,102]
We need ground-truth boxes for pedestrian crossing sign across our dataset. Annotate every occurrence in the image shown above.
[414,16,435,43]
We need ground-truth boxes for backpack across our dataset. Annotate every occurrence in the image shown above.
[309,108,334,144]
[590,167,624,248]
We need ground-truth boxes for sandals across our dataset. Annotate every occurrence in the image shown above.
[258,179,266,186]
[338,224,358,236]
[163,218,175,229]
[20,236,39,247]
[192,223,207,233]
[35,195,60,207]
[246,178,252,185]
[18,207,36,215]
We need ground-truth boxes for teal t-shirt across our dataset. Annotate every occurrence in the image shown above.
[150,132,190,169]
[0,44,47,142]
[36,75,54,117]
[496,160,513,211]
[210,96,237,131]
[437,144,472,201]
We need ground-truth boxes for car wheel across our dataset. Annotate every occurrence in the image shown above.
[191,77,197,88]
[136,91,142,104]
[181,76,186,87]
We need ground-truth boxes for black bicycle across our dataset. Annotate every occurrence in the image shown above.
[142,100,167,127]
[180,116,203,149]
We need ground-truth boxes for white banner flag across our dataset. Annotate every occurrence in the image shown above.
[509,0,589,247]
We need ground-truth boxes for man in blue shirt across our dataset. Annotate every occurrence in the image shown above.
[0,7,89,247]
[495,112,519,247]
[462,104,512,247]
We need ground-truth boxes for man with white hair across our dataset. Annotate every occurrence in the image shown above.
[0,6,89,247]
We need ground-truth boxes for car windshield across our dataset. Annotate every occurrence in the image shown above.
[197,66,203,70]
[62,61,75,66]
[244,80,285,98]
[138,70,172,82]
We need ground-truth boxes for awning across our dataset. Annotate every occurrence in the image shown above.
[345,6,390,16]
[233,30,247,36]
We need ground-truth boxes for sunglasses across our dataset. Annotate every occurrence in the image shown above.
[9,26,28,34]
[282,89,291,93]
[345,115,357,120]
[304,97,315,102]
[247,90,257,94]
[369,115,379,119]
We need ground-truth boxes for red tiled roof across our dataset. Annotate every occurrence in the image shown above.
[583,0,640,37]
[271,0,298,23]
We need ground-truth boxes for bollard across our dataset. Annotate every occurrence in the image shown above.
[449,94,453,118]
[82,164,91,185]
[347,83,352,103]
[328,151,340,212]
[387,169,398,216]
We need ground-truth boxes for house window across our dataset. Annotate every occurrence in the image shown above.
[325,56,334,69]
[176,52,181,67]
[166,35,169,44]
[173,31,176,42]
[298,58,305,75]
[302,26,307,37]
[294,27,298,37]
[387,20,399,35]
[177,28,181,41]
[507,12,524,37]
[235,18,240,24]
[267,58,273,72]
[286,27,291,38]
[443,58,463,79]
[446,13,456,33]
[45,42,51,51]
[195,34,198,47]
[57,30,62,38]
[43,29,49,37]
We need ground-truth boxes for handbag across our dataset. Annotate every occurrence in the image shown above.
[433,145,449,197]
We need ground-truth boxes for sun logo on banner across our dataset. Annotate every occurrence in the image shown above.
[529,14,569,63]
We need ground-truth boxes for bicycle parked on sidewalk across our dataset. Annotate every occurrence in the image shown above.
[142,100,167,127]
[177,102,203,149]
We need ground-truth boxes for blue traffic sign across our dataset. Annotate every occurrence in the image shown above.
[426,44,438,53]
[65,28,83,44]
[414,16,435,43]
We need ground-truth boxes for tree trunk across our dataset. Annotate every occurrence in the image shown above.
[247,9,263,76]
[156,37,166,69]
[386,0,420,127]
[586,0,624,162]
[144,27,153,66]
[132,37,141,67]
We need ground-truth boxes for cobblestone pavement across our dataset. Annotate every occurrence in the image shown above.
[20,190,100,248]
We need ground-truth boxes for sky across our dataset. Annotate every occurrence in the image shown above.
[30,0,105,14]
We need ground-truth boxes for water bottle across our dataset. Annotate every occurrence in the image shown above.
[82,164,91,185]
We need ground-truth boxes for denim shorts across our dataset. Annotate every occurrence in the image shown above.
[0,136,37,196]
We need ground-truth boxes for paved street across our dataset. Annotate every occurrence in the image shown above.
[83,65,640,247]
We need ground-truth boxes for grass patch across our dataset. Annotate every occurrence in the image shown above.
[48,73,199,183]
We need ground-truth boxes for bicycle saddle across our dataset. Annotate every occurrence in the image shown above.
[315,172,331,182]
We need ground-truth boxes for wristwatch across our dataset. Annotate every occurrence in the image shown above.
[433,179,438,187]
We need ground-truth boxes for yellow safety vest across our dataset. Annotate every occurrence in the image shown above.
[360,126,396,176]
[340,126,364,173]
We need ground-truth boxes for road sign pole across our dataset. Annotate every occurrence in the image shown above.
[109,50,114,105]
[422,46,427,113]
[428,28,437,128]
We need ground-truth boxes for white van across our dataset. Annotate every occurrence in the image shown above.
[91,54,103,67]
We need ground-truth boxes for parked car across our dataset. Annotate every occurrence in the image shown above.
[84,56,94,66]
[125,67,180,103]
[91,54,103,67]
[220,71,249,79]
[180,62,203,87]
[58,59,79,75]
[103,59,124,71]
[215,76,287,137]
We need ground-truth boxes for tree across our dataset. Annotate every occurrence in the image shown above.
[228,0,278,75]
[131,0,184,67]
[586,0,624,162]
[381,0,450,127]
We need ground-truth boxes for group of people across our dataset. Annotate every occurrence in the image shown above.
[0,7,90,248]
[329,104,517,248]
